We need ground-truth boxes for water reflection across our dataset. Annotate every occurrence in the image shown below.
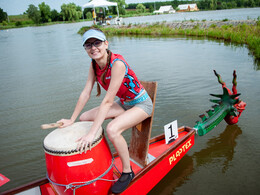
[193,125,242,173]
[149,125,242,194]
[221,40,260,69]
[149,155,194,195]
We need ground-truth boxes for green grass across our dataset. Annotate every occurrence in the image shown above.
[9,15,30,22]
[0,14,34,29]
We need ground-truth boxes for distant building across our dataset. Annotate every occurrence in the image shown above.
[153,5,176,14]
[177,4,199,12]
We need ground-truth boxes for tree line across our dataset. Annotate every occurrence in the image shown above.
[129,0,260,12]
[1,0,259,25]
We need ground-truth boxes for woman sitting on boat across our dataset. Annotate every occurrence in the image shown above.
[57,28,153,193]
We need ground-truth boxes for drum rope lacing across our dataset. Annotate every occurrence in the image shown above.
[46,157,120,195]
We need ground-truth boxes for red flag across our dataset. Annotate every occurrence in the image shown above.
[0,173,10,187]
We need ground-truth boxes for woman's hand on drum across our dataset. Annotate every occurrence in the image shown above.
[56,119,74,128]
[76,133,95,154]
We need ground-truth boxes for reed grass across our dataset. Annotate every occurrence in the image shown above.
[79,21,260,60]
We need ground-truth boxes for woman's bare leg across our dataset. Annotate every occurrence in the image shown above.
[106,107,149,172]
[79,102,125,121]
[81,103,150,172]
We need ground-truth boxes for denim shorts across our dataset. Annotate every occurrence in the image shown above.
[115,95,153,116]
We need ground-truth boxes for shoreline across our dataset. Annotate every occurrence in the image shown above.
[158,19,256,29]
[111,19,257,29]
[78,19,259,62]
[1,17,258,30]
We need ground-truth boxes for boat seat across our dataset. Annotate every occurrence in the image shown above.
[129,81,158,167]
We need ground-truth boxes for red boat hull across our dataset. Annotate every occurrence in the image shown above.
[1,126,195,195]
[119,127,195,194]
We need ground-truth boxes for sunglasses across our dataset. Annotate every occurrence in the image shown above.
[84,40,103,49]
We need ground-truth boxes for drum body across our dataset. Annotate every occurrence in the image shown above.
[43,122,113,195]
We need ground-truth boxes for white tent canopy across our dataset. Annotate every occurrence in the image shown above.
[83,0,117,8]
[83,0,119,18]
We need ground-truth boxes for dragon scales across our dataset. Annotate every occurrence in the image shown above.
[194,70,246,136]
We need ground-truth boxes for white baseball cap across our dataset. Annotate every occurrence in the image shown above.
[82,29,106,46]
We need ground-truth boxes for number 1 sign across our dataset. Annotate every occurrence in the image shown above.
[164,120,178,144]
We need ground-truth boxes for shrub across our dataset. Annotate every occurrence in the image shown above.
[210,24,217,28]
[136,4,146,14]
[2,20,8,26]
[15,21,22,26]
[86,12,92,19]
[193,24,200,29]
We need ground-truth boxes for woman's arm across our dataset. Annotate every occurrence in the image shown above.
[58,65,96,127]
[77,60,126,153]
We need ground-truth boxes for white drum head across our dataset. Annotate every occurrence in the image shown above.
[43,122,103,155]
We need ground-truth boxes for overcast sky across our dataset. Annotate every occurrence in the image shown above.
[0,0,167,15]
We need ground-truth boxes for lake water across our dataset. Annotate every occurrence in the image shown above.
[123,7,260,24]
[0,8,259,194]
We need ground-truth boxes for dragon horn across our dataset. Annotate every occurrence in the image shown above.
[210,93,222,98]
[230,93,241,99]
[232,70,238,94]
[214,70,225,85]
[233,70,237,85]
[223,87,230,95]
